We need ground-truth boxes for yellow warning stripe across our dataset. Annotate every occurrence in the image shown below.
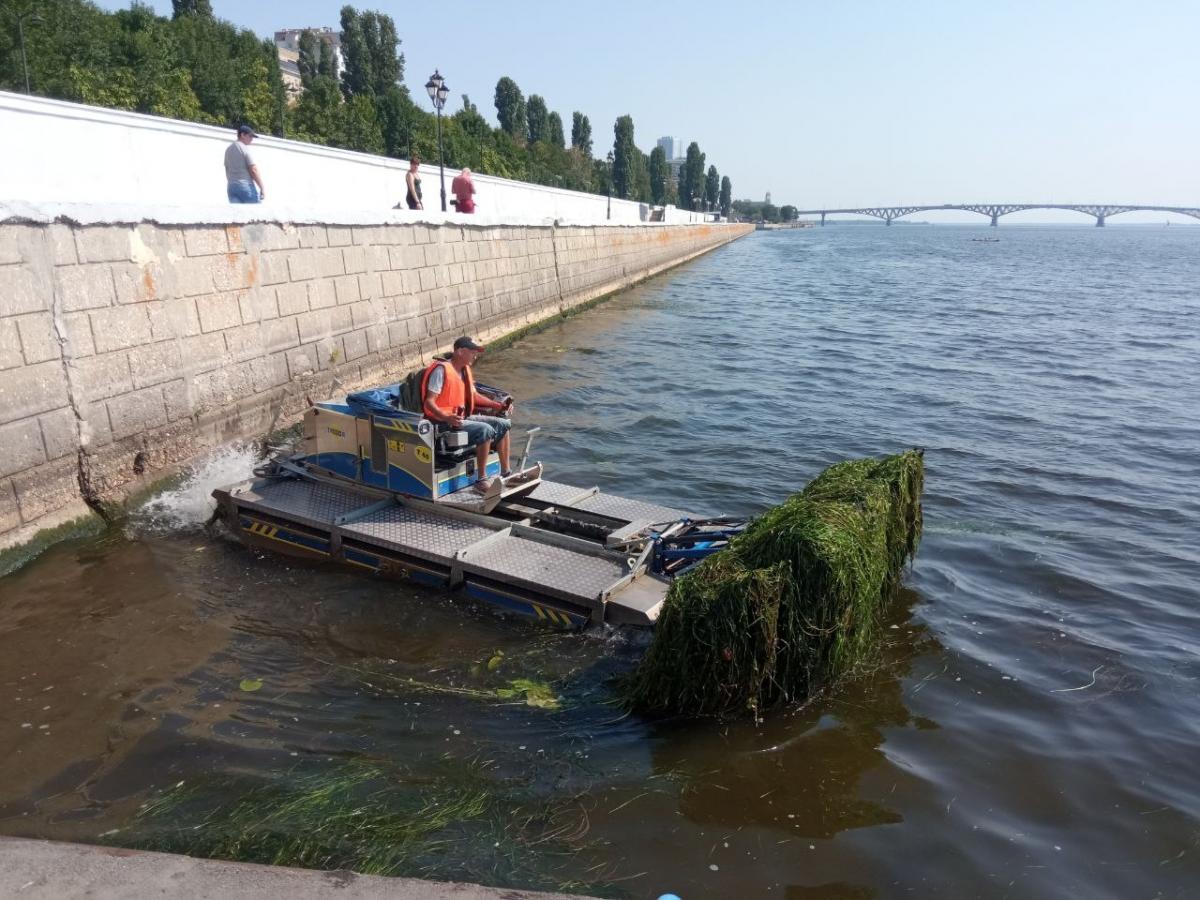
[242,519,329,556]
[531,603,577,627]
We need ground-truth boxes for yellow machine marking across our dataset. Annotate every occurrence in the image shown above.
[530,603,576,626]
[243,519,329,556]
[387,439,406,453]
[415,446,432,464]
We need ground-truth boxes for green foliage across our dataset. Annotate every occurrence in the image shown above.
[648,145,668,205]
[780,204,798,221]
[679,141,705,211]
[570,111,591,156]
[622,450,926,718]
[732,198,781,222]
[525,93,548,144]
[493,75,525,138]
[291,76,341,145]
[719,175,732,217]
[297,30,318,87]
[705,164,719,210]
[611,114,635,199]
[170,0,211,17]
[338,93,384,153]
[546,110,564,148]
[339,6,403,98]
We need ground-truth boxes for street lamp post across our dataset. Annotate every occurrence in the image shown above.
[424,70,450,212]
[6,3,43,94]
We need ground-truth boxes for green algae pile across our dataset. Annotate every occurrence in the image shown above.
[623,450,925,718]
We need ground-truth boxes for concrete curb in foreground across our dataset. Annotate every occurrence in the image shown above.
[0,836,599,900]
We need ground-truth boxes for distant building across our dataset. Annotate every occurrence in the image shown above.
[656,136,685,161]
[274,27,344,98]
[276,47,302,103]
[765,191,772,205]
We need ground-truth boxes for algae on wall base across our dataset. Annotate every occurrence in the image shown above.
[622,450,925,718]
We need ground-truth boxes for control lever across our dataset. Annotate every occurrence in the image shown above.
[518,427,541,473]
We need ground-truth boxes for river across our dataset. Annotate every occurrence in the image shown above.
[1,224,1197,899]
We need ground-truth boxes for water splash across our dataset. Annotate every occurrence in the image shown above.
[129,443,262,535]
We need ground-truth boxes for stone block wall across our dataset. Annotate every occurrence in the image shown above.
[0,219,751,550]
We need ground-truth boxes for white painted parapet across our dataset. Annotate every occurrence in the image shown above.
[0,92,713,227]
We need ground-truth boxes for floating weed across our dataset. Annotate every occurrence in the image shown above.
[326,650,565,711]
[622,450,925,718]
[117,759,615,893]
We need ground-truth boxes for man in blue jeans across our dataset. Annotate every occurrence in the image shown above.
[225,125,265,203]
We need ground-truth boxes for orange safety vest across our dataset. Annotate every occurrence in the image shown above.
[420,360,476,420]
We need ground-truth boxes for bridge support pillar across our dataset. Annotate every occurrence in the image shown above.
[1095,215,1105,227]
[820,212,826,226]
[885,217,892,226]
[990,214,999,227]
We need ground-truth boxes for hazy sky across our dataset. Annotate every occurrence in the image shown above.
[97,1,1199,222]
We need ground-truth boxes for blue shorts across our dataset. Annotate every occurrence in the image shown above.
[460,415,510,446]
[227,181,260,203]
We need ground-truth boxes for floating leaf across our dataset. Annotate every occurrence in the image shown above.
[497,678,559,709]
[239,678,263,692]
[486,651,505,672]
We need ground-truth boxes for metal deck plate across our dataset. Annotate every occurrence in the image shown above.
[526,480,595,506]
[341,505,498,564]
[232,478,371,527]
[458,533,628,607]
[576,493,688,528]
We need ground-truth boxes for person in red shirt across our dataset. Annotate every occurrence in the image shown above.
[451,168,476,214]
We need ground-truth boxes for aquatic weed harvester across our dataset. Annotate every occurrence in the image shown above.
[212,373,744,628]
[212,369,924,715]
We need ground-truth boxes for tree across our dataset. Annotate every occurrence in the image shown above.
[611,114,636,199]
[705,164,719,211]
[297,30,318,87]
[494,76,525,138]
[649,145,668,205]
[291,75,342,144]
[571,111,592,156]
[547,110,565,148]
[338,6,403,98]
[680,142,705,210]
[719,175,732,218]
[525,94,548,144]
[455,93,492,170]
[780,205,798,222]
[338,93,384,153]
[171,0,212,17]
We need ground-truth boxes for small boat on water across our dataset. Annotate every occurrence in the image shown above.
[212,377,743,629]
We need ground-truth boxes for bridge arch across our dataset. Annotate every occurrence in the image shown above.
[799,204,1200,227]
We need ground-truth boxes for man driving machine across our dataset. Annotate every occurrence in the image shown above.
[420,336,513,493]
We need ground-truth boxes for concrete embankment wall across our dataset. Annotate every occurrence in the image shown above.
[0,215,752,552]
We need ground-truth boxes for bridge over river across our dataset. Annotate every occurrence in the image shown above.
[795,204,1200,227]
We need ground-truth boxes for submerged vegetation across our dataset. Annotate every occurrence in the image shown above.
[119,758,608,891]
[623,450,925,718]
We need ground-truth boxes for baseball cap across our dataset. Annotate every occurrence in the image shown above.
[453,336,485,351]
[237,124,256,137]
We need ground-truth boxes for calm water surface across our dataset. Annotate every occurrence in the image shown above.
[2,225,1198,899]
